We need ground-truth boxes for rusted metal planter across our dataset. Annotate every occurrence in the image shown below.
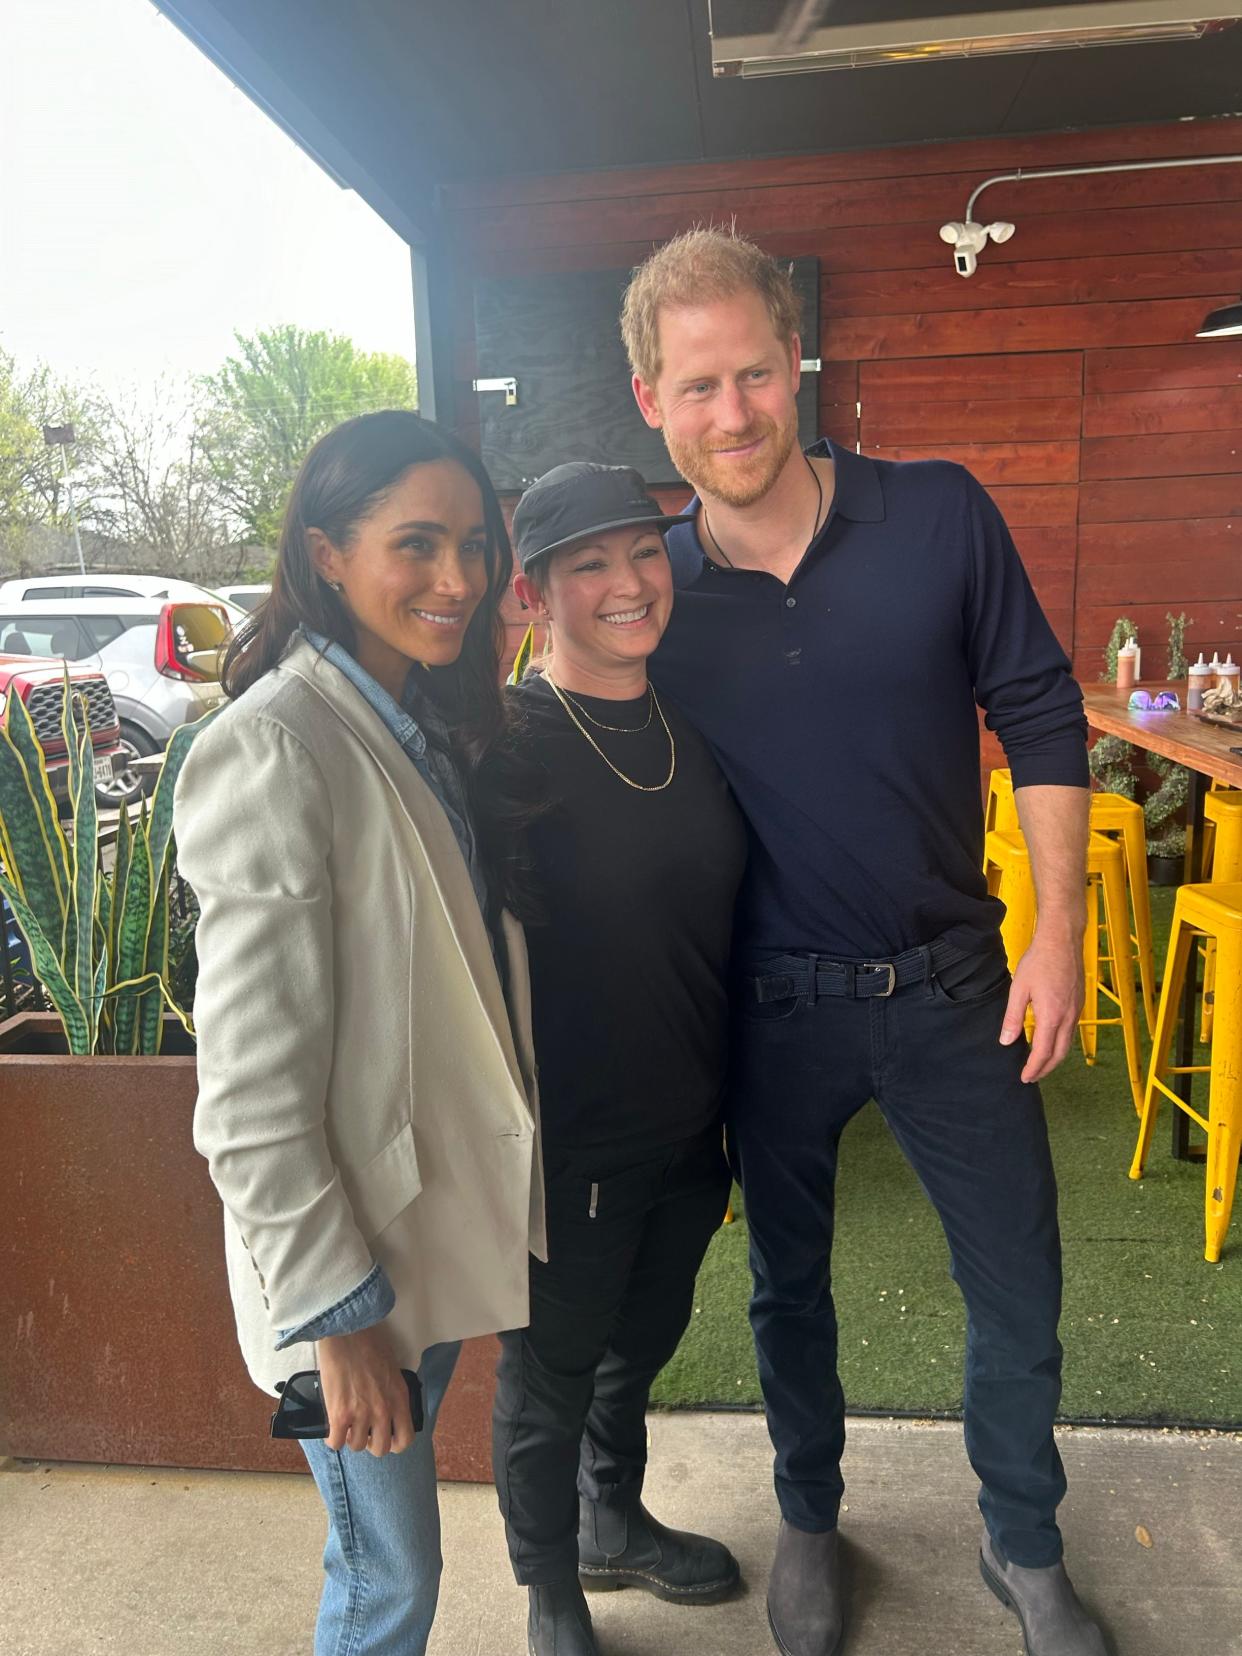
[0,1012,495,1480]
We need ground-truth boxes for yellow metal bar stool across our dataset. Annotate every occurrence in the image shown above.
[1199,792,1242,1044]
[1130,882,1242,1262]
[984,769,1155,1033]
[984,766,1018,836]
[984,827,1144,1113]
[1088,794,1157,1036]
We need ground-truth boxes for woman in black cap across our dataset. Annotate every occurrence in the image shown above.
[493,462,748,1656]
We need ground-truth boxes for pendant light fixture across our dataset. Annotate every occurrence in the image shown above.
[1196,299,1242,338]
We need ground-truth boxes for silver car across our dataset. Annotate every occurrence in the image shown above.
[0,598,229,803]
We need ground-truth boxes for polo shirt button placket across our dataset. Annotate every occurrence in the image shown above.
[786,596,797,608]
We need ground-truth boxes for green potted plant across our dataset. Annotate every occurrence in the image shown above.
[0,683,308,1474]
[0,682,204,1056]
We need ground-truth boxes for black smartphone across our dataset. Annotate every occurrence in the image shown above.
[269,1368,425,1440]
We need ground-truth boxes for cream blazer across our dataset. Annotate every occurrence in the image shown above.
[174,637,546,1395]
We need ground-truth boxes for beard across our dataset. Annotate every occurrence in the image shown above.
[662,405,801,508]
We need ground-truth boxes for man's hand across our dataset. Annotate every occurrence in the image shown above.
[1001,926,1085,1084]
[318,1323,416,1457]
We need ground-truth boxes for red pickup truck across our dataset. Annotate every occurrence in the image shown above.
[0,653,126,809]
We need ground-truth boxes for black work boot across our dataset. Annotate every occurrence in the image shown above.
[526,1578,600,1656]
[980,1533,1109,1656]
[578,1494,740,1604]
[766,1519,845,1656]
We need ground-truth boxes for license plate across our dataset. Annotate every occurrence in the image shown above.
[92,756,114,784]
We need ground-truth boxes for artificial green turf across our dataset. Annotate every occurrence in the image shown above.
[650,887,1241,1426]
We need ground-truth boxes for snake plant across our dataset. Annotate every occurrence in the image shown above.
[508,622,536,687]
[0,674,218,1054]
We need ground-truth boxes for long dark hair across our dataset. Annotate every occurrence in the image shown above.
[222,410,536,917]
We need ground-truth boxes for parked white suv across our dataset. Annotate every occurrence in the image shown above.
[212,582,270,612]
[0,573,246,626]
[0,598,230,803]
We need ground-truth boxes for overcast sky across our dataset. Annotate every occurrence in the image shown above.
[1,0,419,396]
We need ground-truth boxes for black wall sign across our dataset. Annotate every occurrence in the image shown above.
[472,257,821,493]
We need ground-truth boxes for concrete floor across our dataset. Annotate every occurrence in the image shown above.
[2,1414,1239,1656]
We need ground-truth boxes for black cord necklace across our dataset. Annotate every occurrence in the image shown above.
[701,453,824,571]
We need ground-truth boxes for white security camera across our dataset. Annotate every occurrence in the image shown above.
[938,218,1015,277]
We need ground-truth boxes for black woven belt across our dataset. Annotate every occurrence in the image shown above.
[746,937,972,1004]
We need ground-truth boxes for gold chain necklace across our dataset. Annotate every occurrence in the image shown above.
[545,674,676,792]
[555,680,655,732]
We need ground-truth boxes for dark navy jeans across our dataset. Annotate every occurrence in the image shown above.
[728,940,1066,1569]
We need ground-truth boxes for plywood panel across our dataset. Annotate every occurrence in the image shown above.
[472,258,820,490]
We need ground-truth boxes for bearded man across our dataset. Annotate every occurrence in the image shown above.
[622,227,1105,1656]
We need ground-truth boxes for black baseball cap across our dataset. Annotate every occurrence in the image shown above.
[512,462,686,572]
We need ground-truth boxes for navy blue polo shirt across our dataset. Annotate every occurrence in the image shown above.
[652,439,1088,960]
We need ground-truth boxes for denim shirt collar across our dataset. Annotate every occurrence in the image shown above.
[301,627,431,757]
[298,628,493,953]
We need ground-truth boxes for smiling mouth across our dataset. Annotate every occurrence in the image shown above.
[600,605,652,626]
[413,609,465,628]
[713,436,765,457]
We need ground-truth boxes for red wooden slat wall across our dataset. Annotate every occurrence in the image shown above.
[442,117,1242,695]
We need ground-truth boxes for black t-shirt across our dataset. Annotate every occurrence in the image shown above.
[508,673,747,1158]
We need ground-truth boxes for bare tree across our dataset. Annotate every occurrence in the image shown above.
[92,380,246,579]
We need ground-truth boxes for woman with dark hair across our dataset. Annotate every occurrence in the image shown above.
[174,410,545,1656]
[494,463,748,1656]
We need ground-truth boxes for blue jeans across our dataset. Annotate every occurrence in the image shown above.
[729,940,1066,1568]
[300,1340,462,1656]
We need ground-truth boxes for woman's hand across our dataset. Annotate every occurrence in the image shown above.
[317,1324,416,1456]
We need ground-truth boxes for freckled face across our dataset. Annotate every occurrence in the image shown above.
[634,290,802,507]
[317,460,491,688]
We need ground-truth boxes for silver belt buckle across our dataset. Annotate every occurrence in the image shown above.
[862,962,897,997]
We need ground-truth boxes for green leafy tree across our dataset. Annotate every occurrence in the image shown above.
[199,325,417,547]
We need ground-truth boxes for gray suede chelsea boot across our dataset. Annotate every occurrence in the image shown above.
[767,1519,846,1656]
[980,1533,1109,1656]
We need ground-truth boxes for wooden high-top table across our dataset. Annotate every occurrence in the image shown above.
[1082,684,1242,1158]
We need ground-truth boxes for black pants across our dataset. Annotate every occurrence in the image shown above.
[730,940,1066,1569]
[493,1126,731,1585]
